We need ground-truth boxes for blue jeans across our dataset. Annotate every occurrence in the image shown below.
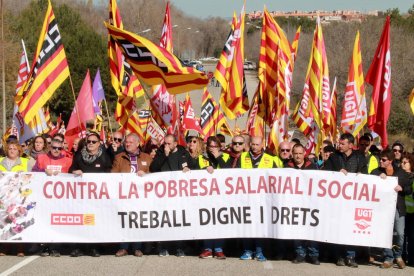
[384,209,405,262]
[294,240,319,257]
[203,239,224,252]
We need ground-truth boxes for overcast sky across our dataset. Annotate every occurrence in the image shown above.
[169,0,413,18]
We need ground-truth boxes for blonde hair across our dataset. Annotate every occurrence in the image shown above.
[5,140,23,157]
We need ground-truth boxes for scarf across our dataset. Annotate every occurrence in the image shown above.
[81,146,103,164]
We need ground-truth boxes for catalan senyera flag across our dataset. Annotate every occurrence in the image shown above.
[257,8,295,125]
[216,4,249,119]
[290,26,301,63]
[15,0,69,124]
[341,31,367,136]
[200,88,231,140]
[106,23,208,94]
[246,86,264,137]
[409,88,414,115]
[150,2,179,134]
[366,16,391,148]
[329,77,338,140]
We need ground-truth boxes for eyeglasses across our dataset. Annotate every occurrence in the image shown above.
[232,142,244,146]
[87,140,99,144]
[189,140,198,144]
[52,146,63,150]
[280,149,291,152]
[380,158,389,162]
[113,138,123,142]
[393,149,402,153]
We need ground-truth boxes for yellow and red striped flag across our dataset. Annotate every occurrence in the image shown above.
[341,31,367,136]
[15,0,69,125]
[329,77,338,140]
[409,88,414,115]
[215,4,249,119]
[200,88,232,139]
[246,86,264,137]
[106,23,208,94]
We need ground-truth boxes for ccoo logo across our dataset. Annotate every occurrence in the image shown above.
[51,213,95,226]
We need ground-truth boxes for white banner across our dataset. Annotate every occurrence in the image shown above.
[0,169,397,248]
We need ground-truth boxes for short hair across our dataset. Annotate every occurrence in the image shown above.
[292,143,304,152]
[232,135,245,143]
[322,139,333,147]
[323,145,335,153]
[126,133,140,143]
[359,135,371,143]
[340,133,355,144]
[165,134,177,142]
[86,131,101,141]
[291,138,301,145]
[380,149,394,161]
[363,132,374,142]
[216,133,225,144]
[51,139,63,145]
[207,136,222,148]
[53,133,65,142]
[391,141,404,151]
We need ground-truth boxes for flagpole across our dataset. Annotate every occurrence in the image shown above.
[1,0,6,133]
[102,98,113,138]
[68,74,85,138]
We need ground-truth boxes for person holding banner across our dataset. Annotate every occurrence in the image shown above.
[197,136,229,260]
[239,136,276,262]
[0,140,30,257]
[150,134,195,257]
[111,133,152,257]
[323,133,367,268]
[107,131,125,163]
[401,153,414,267]
[371,149,412,269]
[223,135,246,168]
[287,143,320,265]
[69,132,112,257]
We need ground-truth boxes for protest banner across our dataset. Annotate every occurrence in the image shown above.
[0,169,396,248]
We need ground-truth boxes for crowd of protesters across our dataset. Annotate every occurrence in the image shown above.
[0,130,413,269]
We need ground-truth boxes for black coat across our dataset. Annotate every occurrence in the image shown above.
[149,145,195,172]
[69,148,112,173]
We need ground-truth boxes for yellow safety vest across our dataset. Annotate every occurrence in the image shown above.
[198,153,229,169]
[274,155,284,168]
[240,152,275,169]
[367,153,379,174]
[0,157,29,172]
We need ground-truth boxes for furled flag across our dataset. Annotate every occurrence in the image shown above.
[257,9,297,126]
[200,88,232,140]
[246,86,264,137]
[65,70,94,150]
[341,31,367,136]
[138,109,152,142]
[108,0,145,137]
[150,2,179,134]
[105,22,208,94]
[298,17,330,155]
[15,0,70,124]
[182,94,203,134]
[92,69,105,115]
[215,4,249,119]
[409,88,414,115]
[366,16,391,148]
[329,77,338,141]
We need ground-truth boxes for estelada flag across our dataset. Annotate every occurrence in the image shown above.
[365,16,391,148]
[16,0,69,124]
[105,22,208,94]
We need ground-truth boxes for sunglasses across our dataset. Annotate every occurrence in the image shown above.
[280,149,291,152]
[393,149,402,153]
[113,138,123,142]
[232,142,244,146]
[87,140,99,144]
[208,145,219,148]
[189,140,198,144]
[52,146,63,150]
[380,158,389,162]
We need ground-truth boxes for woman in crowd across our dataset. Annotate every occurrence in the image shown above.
[27,135,48,169]
[187,136,205,163]
[401,152,414,266]
[0,140,31,257]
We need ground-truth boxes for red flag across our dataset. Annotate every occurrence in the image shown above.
[65,70,94,150]
[366,16,391,148]
[182,94,203,134]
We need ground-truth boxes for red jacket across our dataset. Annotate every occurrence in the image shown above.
[32,153,73,173]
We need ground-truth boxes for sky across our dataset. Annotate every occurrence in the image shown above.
[169,0,413,18]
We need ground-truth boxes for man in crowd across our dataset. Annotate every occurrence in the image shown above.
[392,142,404,168]
[358,135,379,173]
[275,141,292,168]
[107,131,125,162]
[224,135,245,168]
[371,149,412,269]
[150,134,194,257]
[323,133,367,268]
[239,136,276,262]
[112,133,152,257]
[287,144,320,265]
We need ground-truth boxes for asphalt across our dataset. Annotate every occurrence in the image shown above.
[0,255,413,276]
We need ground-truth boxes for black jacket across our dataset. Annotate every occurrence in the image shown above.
[69,148,112,173]
[371,167,413,216]
[323,150,368,174]
[150,145,195,172]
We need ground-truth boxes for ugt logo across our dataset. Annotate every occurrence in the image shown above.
[354,208,372,230]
